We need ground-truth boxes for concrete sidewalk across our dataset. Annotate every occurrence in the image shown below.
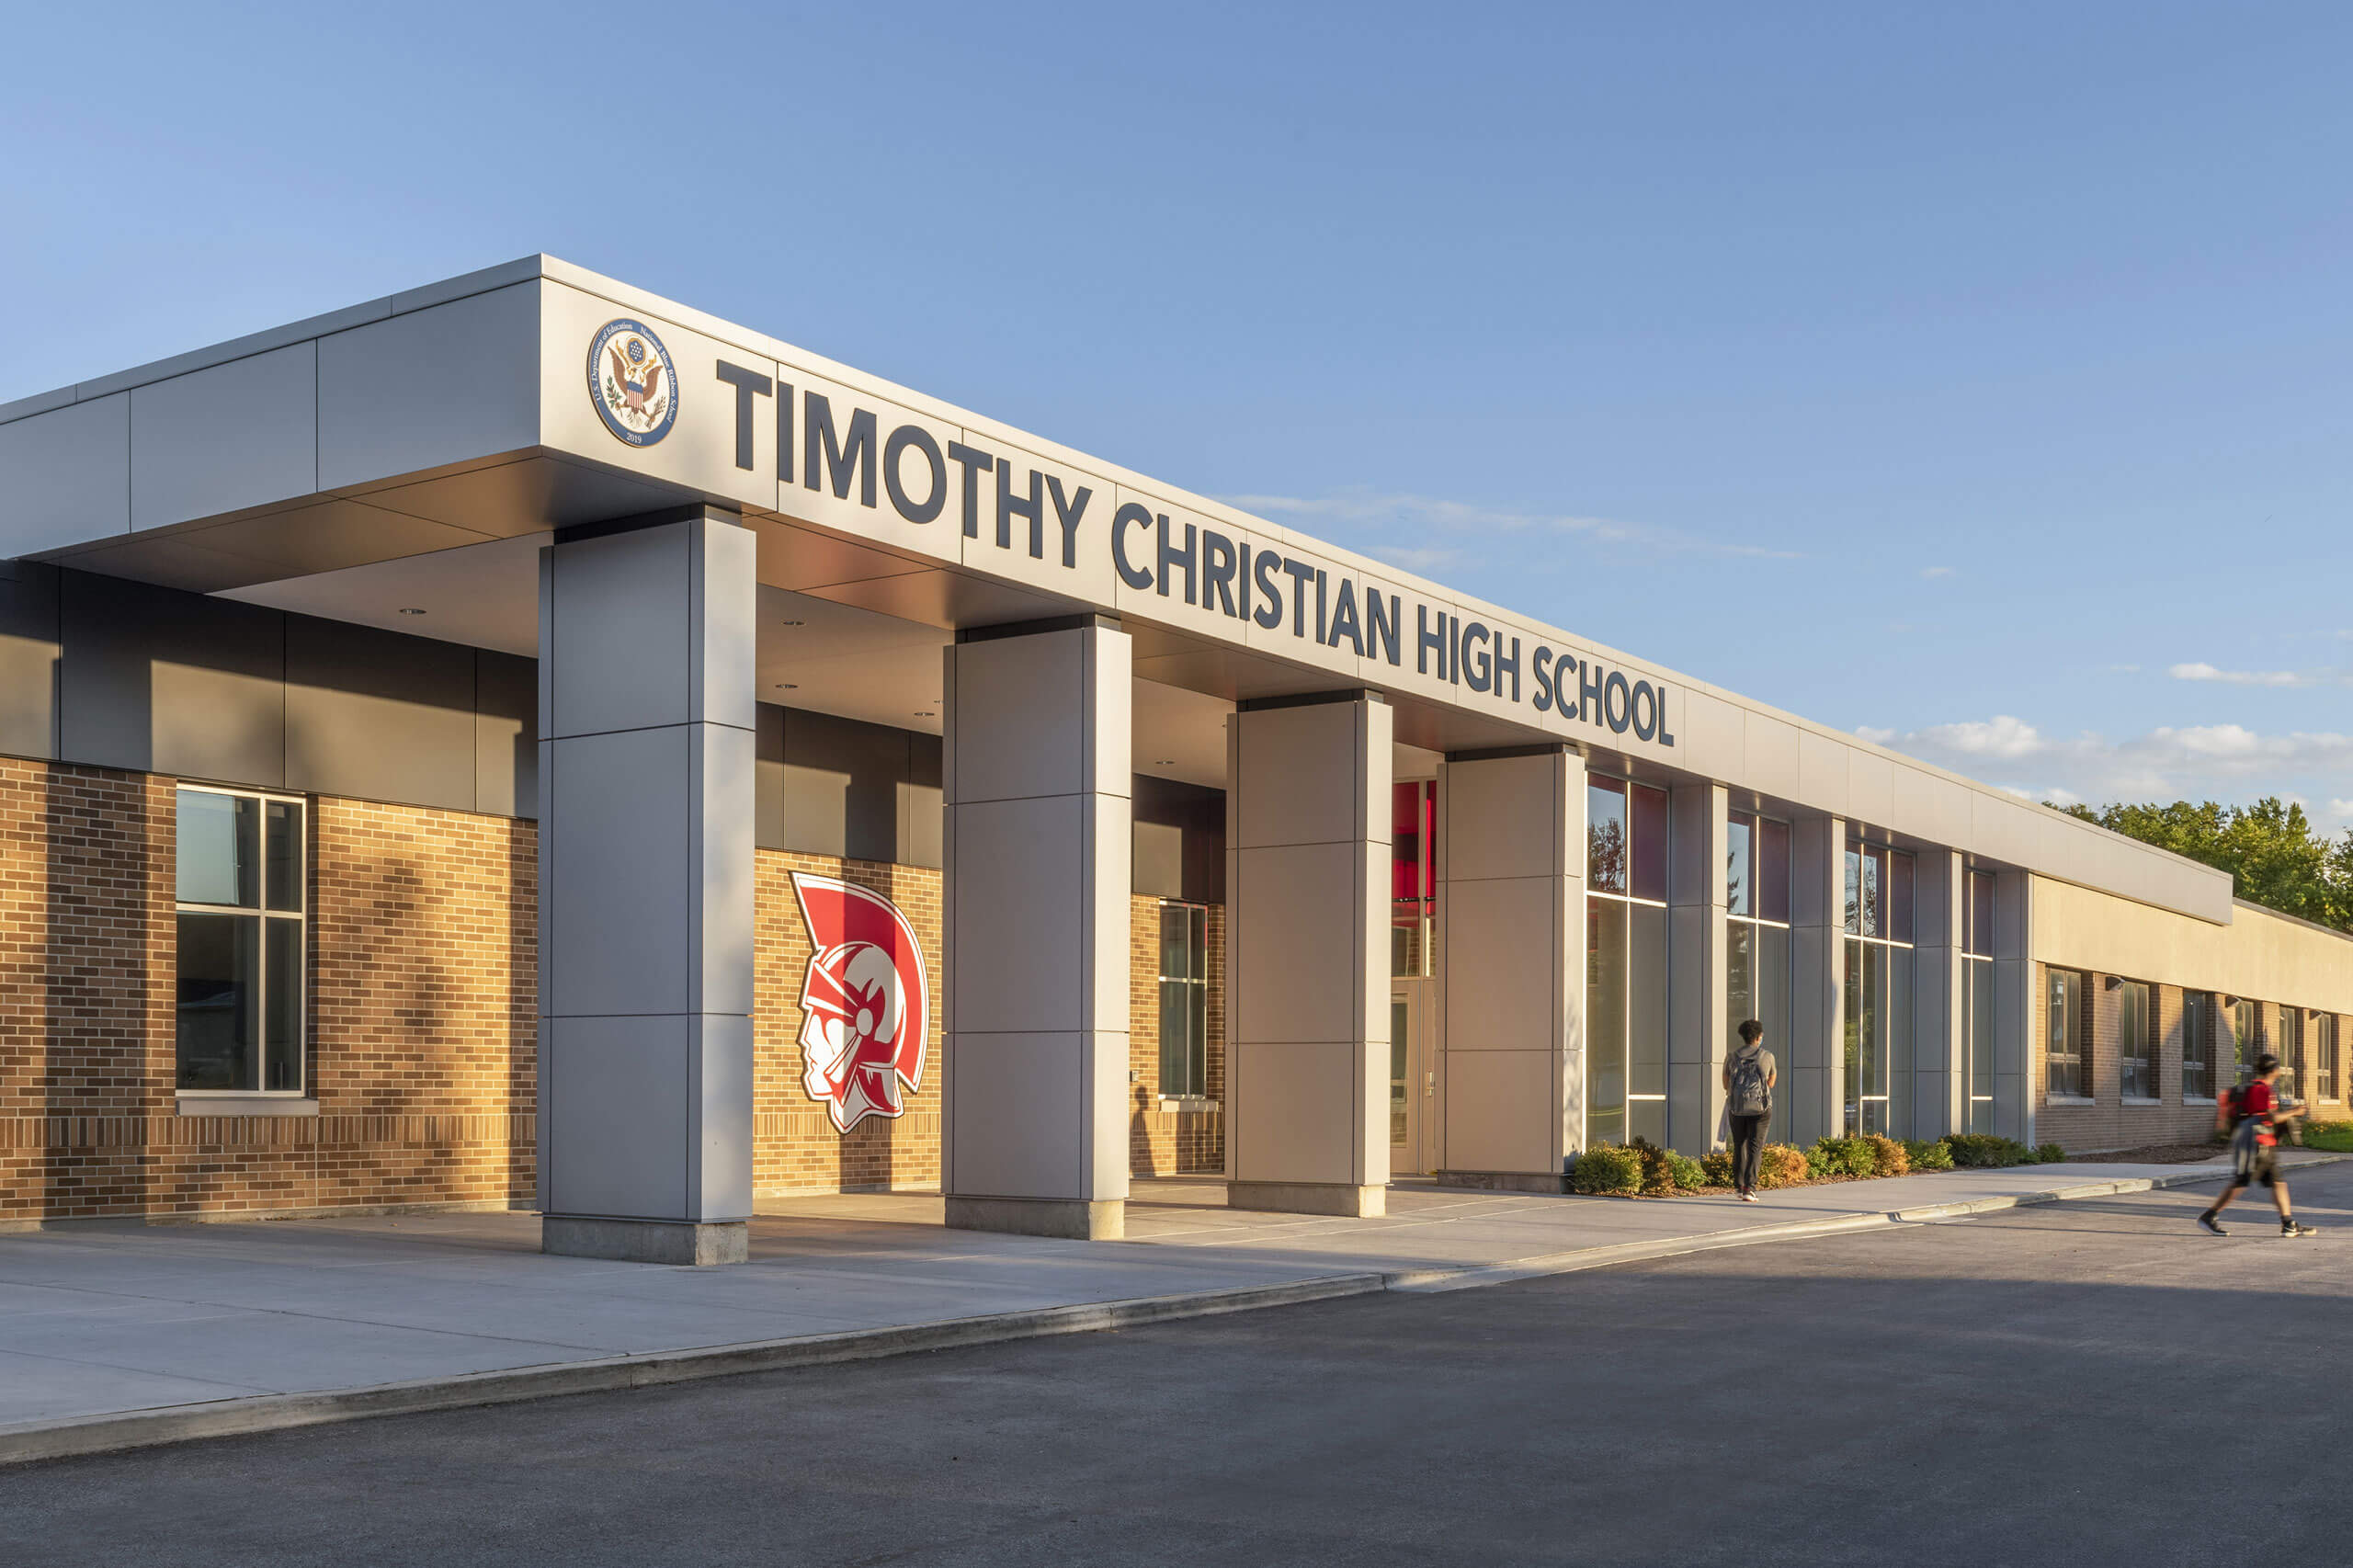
[0,1153,2326,1464]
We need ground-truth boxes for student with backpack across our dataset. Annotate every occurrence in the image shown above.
[1722,1019,1777,1201]
[2199,1053,2316,1237]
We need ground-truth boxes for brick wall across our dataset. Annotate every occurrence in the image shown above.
[2,761,1241,1221]
[1126,893,1226,1176]
[2031,962,2353,1151]
[0,763,535,1224]
[754,850,942,1195]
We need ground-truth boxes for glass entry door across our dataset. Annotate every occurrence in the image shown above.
[1390,981,1433,1176]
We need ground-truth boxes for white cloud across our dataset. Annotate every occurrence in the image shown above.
[1218,486,1802,564]
[1919,565,1956,579]
[1858,714,2353,814]
[2167,662,2308,687]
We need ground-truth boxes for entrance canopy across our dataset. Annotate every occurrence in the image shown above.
[0,254,2228,921]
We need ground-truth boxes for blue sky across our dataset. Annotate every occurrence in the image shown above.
[9,3,2349,826]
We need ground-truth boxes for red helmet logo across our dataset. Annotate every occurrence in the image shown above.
[790,873,930,1133]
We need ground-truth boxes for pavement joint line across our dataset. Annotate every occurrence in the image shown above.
[6,1154,2345,1469]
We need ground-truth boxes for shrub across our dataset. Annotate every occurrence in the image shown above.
[1943,1132,2035,1168]
[2033,1142,2067,1165]
[1861,1132,1911,1177]
[1569,1142,1643,1195]
[1758,1144,1810,1189]
[1903,1138,1955,1171]
[1665,1151,1709,1191]
[1627,1137,1700,1196]
[2303,1120,2353,1153]
[1699,1149,1735,1187]
[1809,1136,1878,1179]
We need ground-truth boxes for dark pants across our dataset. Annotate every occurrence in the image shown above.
[1730,1114,1769,1192]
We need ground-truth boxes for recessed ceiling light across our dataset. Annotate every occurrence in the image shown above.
[397,607,426,616]
[915,711,935,718]
[1154,759,1176,766]
[773,682,798,689]
[778,619,803,627]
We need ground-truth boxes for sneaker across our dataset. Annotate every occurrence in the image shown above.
[1741,1191,1760,1203]
[2283,1221,2316,1237]
[2199,1211,2228,1235]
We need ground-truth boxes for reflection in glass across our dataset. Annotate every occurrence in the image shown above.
[1966,960,1996,1132]
[1757,817,1790,924]
[1587,900,1628,1142]
[1726,814,1753,917]
[1587,780,1628,894]
[265,917,303,1091]
[1629,784,1668,903]
[1726,921,1755,1046]
[265,800,303,913]
[1630,903,1668,1097]
[177,790,259,908]
[177,913,256,1090]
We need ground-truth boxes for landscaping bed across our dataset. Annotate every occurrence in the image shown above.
[1566,1132,2069,1199]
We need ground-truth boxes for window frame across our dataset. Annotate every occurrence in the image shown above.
[174,784,309,1099]
[1842,840,1915,1135]
[1154,899,1211,1101]
[2044,967,2088,1102]
[2317,1013,2340,1104]
[2180,990,2216,1105]
[1586,776,1670,1144]
[2116,979,2155,1102]
[1961,870,1997,1132]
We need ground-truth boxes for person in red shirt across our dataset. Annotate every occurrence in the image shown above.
[2200,1053,2315,1236]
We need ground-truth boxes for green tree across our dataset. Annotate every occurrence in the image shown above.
[2054,798,2353,932]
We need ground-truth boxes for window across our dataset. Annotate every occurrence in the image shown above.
[176,788,306,1095]
[1157,901,1210,1097]
[1391,781,1435,977]
[1725,811,1790,1069]
[2316,1014,2339,1103]
[2117,981,2154,1100]
[1843,843,1915,1134]
[1587,777,1669,1144]
[2045,969,2086,1099]
[2233,996,2261,1084]
[2279,1007,2305,1103]
[2181,991,2215,1103]
[1962,870,1996,1132]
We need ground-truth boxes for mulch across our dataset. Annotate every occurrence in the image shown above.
[2066,1142,2230,1165]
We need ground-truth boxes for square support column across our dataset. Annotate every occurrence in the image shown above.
[1787,816,1847,1148]
[1434,745,1585,1192]
[1993,869,2034,1144]
[1226,692,1392,1217]
[1912,849,1966,1140]
[1667,783,1729,1155]
[941,617,1131,1240]
[539,507,756,1267]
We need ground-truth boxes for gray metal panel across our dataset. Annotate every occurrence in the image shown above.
[901,731,942,869]
[780,707,904,863]
[283,614,475,810]
[316,283,540,492]
[755,701,787,850]
[475,650,538,819]
[0,561,61,759]
[129,342,317,531]
[0,394,129,556]
[58,569,285,784]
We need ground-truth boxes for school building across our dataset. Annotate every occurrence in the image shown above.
[1,256,2346,1262]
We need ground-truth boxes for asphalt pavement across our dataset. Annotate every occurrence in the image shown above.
[6,1162,2347,1567]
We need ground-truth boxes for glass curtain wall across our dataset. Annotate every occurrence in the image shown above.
[1587,777,1670,1144]
[1962,870,1996,1133]
[1842,842,1915,1135]
[1392,780,1435,977]
[1725,811,1790,1069]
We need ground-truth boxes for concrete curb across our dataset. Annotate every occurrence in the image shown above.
[9,1155,2344,1467]
[0,1271,1385,1470]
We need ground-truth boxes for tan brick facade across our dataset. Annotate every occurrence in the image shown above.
[1126,893,1227,1176]
[1,763,1233,1221]
[2032,962,2353,1151]
[0,763,536,1224]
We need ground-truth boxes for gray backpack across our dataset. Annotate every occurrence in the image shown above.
[1729,1047,1771,1118]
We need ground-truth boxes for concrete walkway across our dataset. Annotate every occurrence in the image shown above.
[0,1153,2327,1464]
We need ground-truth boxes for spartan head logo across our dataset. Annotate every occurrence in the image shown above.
[790,873,930,1133]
